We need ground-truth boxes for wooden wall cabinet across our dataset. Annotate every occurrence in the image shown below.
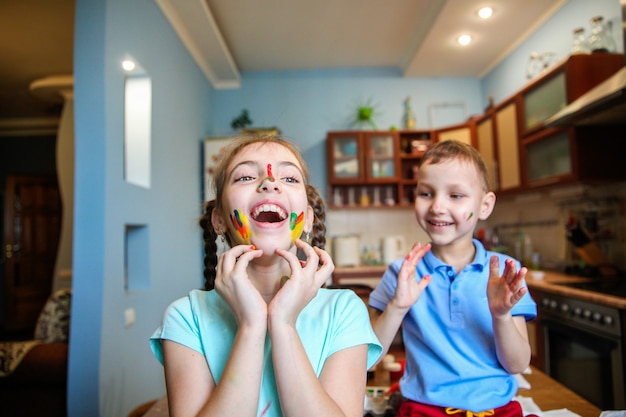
[518,53,624,138]
[327,130,433,208]
[520,125,626,188]
[472,104,523,194]
[495,100,522,192]
[517,53,626,188]
[475,113,497,191]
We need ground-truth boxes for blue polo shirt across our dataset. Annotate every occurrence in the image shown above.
[369,239,537,412]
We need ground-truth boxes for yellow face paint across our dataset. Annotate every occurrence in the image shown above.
[290,211,304,243]
[231,209,251,244]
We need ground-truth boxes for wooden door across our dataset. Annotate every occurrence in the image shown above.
[2,175,61,334]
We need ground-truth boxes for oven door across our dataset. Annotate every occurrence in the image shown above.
[543,317,625,410]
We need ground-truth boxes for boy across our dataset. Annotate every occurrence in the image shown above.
[369,140,537,417]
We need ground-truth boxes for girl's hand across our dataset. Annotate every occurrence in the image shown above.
[487,256,528,319]
[269,239,334,325]
[392,242,432,311]
[214,244,266,328]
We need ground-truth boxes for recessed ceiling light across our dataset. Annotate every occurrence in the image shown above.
[457,34,472,46]
[478,7,493,19]
[122,60,136,72]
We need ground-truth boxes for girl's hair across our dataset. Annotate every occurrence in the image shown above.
[419,140,491,192]
[199,135,326,290]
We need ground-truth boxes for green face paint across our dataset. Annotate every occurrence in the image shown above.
[290,211,304,243]
[467,212,474,221]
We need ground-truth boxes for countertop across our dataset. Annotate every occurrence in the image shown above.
[334,265,626,309]
[525,270,626,309]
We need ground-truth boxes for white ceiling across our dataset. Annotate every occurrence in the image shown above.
[0,0,565,125]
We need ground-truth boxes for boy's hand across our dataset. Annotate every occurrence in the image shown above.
[391,242,432,311]
[487,256,528,319]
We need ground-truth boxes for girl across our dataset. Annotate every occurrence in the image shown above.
[151,135,382,417]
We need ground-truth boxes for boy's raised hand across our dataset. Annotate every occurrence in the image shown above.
[392,242,432,311]
[487,256,528,318]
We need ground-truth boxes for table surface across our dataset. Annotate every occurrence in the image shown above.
[369,365,601,417]
[520,366,601,417]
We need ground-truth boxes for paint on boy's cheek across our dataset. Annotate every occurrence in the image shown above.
[290,211,304,242]
[466,211,474,221]
[230,209,251,244]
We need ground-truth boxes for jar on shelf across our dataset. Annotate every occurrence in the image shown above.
[570,27,590,55]
[587,16,611,53]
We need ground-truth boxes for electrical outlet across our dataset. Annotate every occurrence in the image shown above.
[125,308,136,328]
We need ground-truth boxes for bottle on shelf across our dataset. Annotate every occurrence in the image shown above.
[403,96,416,129]
[359,187,370,207]
[588,16,611,53]
[571,27,590,55]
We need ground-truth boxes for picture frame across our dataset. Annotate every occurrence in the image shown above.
[203,136,234,201]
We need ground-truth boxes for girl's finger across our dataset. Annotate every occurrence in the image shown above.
[221,244,261,273]
[295,239,320,275]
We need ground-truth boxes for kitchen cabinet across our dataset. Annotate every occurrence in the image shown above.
[474,100,522,193]
[494,100,522,192]
[327,130,432,208]
[327,130,399,207]
[475,113,497,191]
[520,124,626,188]
[518,53,624,138]
[434,122,475,146]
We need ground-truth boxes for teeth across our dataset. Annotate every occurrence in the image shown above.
[252,204,287,219]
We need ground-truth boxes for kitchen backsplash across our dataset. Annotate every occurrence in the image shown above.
[327,182,626,274]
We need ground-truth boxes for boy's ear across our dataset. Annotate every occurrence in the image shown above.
[478,191,496,220]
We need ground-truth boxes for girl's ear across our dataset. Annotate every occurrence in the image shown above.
[211,205,226,234]
[305,204,314,234]
[478,191,496,220]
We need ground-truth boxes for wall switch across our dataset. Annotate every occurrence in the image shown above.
[125,307,136,327]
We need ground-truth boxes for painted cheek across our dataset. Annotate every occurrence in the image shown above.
[290,211,304,243]
[230,209,251,245]
[466,211,474,221]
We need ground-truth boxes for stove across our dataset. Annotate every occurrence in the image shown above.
[556,277,626,298]
[536,284,625,409]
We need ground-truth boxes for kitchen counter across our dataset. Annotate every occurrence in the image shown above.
[526,270,626,309]
[335,265,626,309]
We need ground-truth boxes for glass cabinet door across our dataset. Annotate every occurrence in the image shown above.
[522,72,566,133]
[365,133,397,179]
[330,134,361,180]
[526,130,571,183]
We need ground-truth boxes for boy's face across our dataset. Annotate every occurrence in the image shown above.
[414,158,495,249]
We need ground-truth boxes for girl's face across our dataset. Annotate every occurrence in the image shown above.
[217,142,312,253]
[414,158,494,249]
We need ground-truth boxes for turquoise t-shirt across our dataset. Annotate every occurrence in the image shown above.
[151,288,382,417]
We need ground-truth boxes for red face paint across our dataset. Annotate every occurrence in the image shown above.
[266,163,275,182]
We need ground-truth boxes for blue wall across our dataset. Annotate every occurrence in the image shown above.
[69,0,623,415]
[212,70,483,195]
[70,0,213,415]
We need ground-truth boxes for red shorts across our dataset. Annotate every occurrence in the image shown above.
[397,399,537,417]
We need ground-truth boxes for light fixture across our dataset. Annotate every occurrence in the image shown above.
[478,7,493,19]
[457,34,472,46]
[122,59,136,72]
